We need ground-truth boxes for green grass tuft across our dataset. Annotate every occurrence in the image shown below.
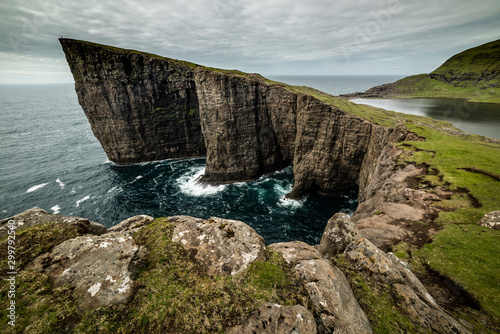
[417,224,500,323]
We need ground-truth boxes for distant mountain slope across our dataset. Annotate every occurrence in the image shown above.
[342,39,500,103]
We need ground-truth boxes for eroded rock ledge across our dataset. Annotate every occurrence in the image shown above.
[0,208,474,333]
[60,38,417,199]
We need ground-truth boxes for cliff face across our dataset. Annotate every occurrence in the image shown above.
[60,38,415,198]
[60,39,205,164]
[194,69,297,183]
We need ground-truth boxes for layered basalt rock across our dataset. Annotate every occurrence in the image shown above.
[60,38,416,198]
[60,39,205,165]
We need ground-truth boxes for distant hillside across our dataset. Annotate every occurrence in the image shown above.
[343,39,500,103]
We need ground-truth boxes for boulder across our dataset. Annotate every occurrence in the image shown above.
[344,237,471,334]
[108,214,154,233]
[478,211,500,230]
[0,207,107,239]
[226,303,317,334]
[270,241,373,334]
[171,216,266,276]
[319,213,361,259]
[39,231,147,310]
[269,241,320,265]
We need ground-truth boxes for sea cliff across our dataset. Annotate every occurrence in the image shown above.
[60,38,417,199]
[55,38,500,332]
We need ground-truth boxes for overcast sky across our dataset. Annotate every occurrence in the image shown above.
[1,0,499,84]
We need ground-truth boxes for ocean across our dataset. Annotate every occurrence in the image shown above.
[0,75,415,245]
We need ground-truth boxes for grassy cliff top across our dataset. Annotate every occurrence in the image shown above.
[431,39,500,80]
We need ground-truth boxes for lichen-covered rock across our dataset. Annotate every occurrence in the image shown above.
[171,216,266,275]
[319,213,361,259]
[478,210,500,230]
[344,237,471,334]
[0,207,106,239]
[271,241,372,334]
[42,231,147,310]
[226,303,317,334]
[108,214,154,233]
[269,241,320,265]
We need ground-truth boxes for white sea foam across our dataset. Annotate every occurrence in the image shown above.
[107,186,122,193]
[26,183,48,193]
[278,196,304,209]
[177,167,226,196]
[56,178,65,188]
[51,205,61,214]
[76,195,91,207]
[135,175,143,180]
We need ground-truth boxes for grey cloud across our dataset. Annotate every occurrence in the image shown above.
[1,0,499,83]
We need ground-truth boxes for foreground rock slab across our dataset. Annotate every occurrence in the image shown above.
[319,213,361,259]
[345,237,471,334]
[227,303,317,334]
[270,241,373,334]
[0,207,107,238]
[37,232,147,310]
[171,216,266,275]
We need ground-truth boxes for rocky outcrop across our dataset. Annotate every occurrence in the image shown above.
[226,303,317,334]
[60,38,417,199]
[322,213,471,334]
[170,215,266,275]
[1,208,475,333]
[478,210,500,230]
[60,39,205,165]
[0,207,106,239]
[351,145,444,249]
[270,241,373,333]
[35,231,147,310]
[319,213,361,259]
[345,238,471,334]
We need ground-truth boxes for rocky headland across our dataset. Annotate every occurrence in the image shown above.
[60,38,419,199]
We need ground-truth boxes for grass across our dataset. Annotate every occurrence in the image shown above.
[390,74,500,103]
[399,121,500,225]
[0,223,89,333]
[378,39,500,103]
[389,119,500,323]
[0,218,306,333]
[417,224,500,323]
[335,255,425,334]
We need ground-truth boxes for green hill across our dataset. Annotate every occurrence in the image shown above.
[345,39,500,103]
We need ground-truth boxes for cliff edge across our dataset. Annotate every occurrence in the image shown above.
[60,38,417,199]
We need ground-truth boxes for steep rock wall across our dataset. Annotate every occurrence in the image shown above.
[194,69,297,182]
[61,38,415,198]
[60,39,205,164]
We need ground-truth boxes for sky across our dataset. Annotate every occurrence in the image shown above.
[0,0,499,84]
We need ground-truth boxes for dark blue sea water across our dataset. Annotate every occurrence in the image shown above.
[2,76,495,245]
[0,79,370,245]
